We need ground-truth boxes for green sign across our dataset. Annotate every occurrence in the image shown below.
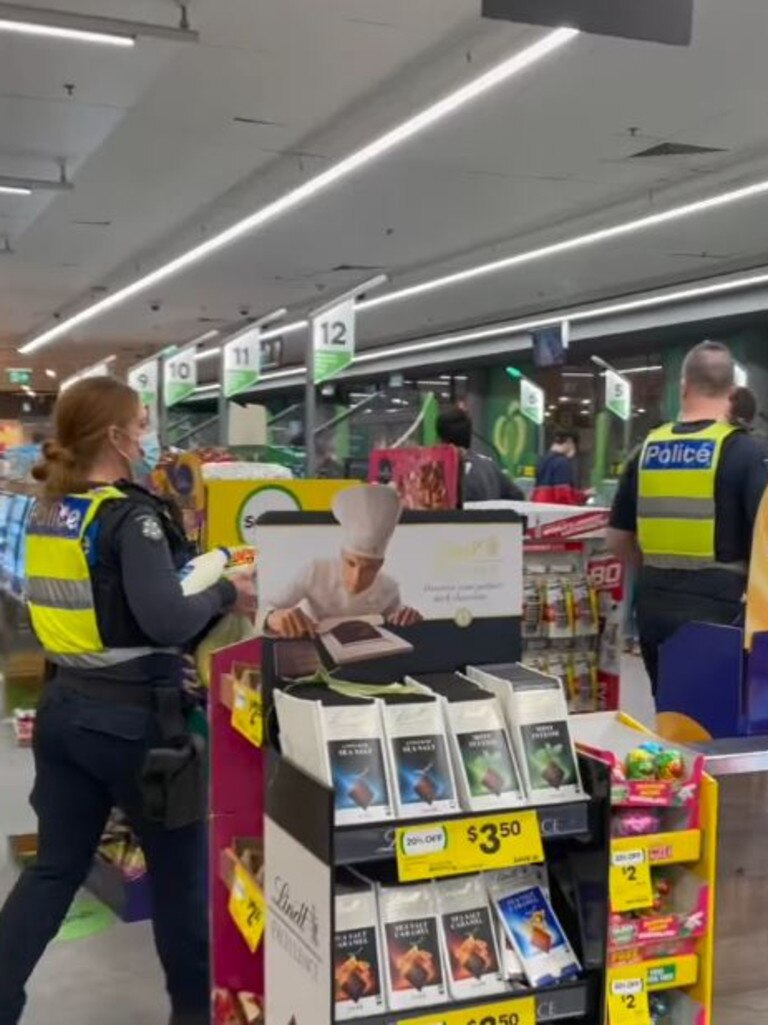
[313,298,355,384]
[163,347,197,407]
[605,369,632,421]
[224,328,260,398]
[7,368,32,386]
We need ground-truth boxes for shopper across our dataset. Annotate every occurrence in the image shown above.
[436,406,524,502]
[0,377,254,1025]
[729,384,758,430]
[532,430,588,505]
[607,341,768,692]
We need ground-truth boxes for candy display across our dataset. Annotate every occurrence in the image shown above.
[611,808,663,838]
[625,747,657,780]
[649,991,673,1025]
[625,745,686,783]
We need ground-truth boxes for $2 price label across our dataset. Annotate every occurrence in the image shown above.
[608,979,651,1025]
[610,848,653,912]
[396,811,544,883]
[228,863,266,954]
[231,683,263,748]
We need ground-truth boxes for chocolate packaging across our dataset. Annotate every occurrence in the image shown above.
[435,875,506,1001]
[378,881,448,1012]
[334,880,386,1020]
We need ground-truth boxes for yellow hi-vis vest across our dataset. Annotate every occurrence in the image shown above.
[25,486,132,665]
[637,421,738,570]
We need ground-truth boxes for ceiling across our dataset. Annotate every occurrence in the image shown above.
[3,0,768,393]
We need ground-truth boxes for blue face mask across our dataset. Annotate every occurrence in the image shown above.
[131,430,161,480]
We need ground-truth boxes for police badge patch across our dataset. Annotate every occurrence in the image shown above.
[139,516,164,542]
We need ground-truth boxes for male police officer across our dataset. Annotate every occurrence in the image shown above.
[608,340,768,692]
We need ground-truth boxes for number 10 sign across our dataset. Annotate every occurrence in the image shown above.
[312,298,355,384]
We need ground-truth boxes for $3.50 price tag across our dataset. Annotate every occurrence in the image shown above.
[608,979,651,1025]
[400,994,536,1025]
[228,863,266,954]
[396,811,544,883]
[231,683,263,748]
[610,848,653,912]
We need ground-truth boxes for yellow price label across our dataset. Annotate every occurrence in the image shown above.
[228,863,266,954]
[400,995,536,1025]
[231,682,263,748]
[396,810,544,883]
[608,979,651,1024]
[610,849,653,912]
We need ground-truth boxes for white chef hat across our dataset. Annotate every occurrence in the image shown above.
[333,484,402,560]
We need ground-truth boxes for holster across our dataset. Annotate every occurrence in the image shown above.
[138,685,207,829]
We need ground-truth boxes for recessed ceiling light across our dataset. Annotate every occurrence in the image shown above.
[45,368,57,378]
[19,27,578,354]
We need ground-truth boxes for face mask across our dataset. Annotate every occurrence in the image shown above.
[131,430,161,480]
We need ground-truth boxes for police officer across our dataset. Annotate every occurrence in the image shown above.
[608,341,768,693]
[0,377,254,1025]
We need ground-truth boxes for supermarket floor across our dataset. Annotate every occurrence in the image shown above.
[0,660,758,1024]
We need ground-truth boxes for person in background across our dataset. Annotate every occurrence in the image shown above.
[0,378,254,1025]
[607,341,768,693]
[729,385,758,430]
[532,430,588,505]
[436,407,524,502]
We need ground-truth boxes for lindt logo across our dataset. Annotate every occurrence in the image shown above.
[273,877,320,947]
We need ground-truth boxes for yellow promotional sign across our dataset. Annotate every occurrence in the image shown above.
[396,811,544,883]
[400,995,536,1025]
[204,478,355,549]
[607,978,651,1025]
[228,862,266,954]
[231,682,263,748]
[610,848,653,912]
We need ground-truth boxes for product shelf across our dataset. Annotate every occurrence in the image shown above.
[611,829,702,870]
[335,798,593,866]
[350,974,593,1025]
[608,954,700,999]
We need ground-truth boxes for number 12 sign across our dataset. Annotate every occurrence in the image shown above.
[312,298,355,384]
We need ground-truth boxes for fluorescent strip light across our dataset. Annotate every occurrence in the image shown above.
[622,365,664,374]
[259,319,308,342]
[195,347,220,362]
[0,185,31,196]
[19,27,577,355]
[0,18,134,46]
[359,178,768,312]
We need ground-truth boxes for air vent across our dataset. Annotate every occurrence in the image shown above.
[332,263,384,273]
[233,116,282,127]
[631,142,726,158]
[72,219,111,227]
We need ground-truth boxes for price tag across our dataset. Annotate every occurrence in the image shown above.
[228,862,266,954]
[400,995,536,1025]
[608,978,651,1024]
[231,682,263,748]
[610,849,653,912]
[396,811,544,883]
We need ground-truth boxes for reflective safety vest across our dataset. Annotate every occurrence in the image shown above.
[637,421,738,570]
[25,486,166,667]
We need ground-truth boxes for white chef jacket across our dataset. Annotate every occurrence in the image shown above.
[263,557,402,624]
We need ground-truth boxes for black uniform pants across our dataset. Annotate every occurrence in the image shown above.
[0,685,209,1025]
[636,567,745,695]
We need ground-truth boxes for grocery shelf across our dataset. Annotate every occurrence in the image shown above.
[353,975,592,1025]
[334,798,592,866]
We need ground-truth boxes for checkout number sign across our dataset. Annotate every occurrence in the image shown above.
[163,348,197,408]
[224,328,261,398]
[313,298,355,384]
[128,359,159,429]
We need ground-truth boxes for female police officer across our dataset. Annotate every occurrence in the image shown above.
[0,377,253,1025]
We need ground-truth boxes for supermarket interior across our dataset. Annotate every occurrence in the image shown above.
[3,2,768,1024]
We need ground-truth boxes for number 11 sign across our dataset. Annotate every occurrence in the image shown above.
[224,327,261,398]
[312,298,355,384]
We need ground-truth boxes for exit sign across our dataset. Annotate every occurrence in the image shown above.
[7,368,32,386]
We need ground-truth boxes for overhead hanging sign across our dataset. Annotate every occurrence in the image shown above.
[312,298,355,384]
[224,328,261,398]
[482,0,694,46]
[127,358,160,429]
[163,347,197,407]
[520,377,545,426]
[605,369,632,422]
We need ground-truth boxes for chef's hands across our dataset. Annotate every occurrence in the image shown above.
[231,573,256,617]
[267,606,317,638]
[387,606,423,628]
